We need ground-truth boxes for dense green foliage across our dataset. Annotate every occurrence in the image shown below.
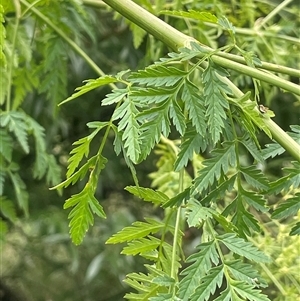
[1,0,299,300]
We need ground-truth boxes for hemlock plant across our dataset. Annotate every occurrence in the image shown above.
[1,0,299,300]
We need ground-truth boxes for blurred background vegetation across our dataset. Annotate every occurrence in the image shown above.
[1,0,299,300]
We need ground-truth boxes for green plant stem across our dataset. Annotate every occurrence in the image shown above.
[218,52,300,78]
[210,54,300,96]
[223,76,300,162]
[6,0,21,112]
[203,22,300,46]
[19,0,105,77]
[255,0,293,30]
[85,0,300,79]
[99,0,300,161]
[100,0,197,50]
[98,0,299,94]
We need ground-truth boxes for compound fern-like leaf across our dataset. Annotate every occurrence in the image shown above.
[129,65,186,87]
[182,80,207,137]
[192,142,236,195]
[202,60,231,144]
[217,233,270,263]
[178,241,219,300]
[64,183,106,245]
[190,266,224,301]
[106,218,164,244]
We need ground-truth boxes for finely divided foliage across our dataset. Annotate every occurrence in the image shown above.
[2,1,300,300]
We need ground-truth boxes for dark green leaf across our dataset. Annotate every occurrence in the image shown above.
[59,75,118,105]
[174,124,206,172]
[129,65,186,87]
[202,61,230,144]
[125,186,169,205]
[271,193,300,219]
[106,218,164,244]
[225,260,268,288]
[192,142,236,195]
[182,80,207,136]
[217,233,270,263]
[290,222,300,236]
[190,266,224,301]
[178,241,219,300]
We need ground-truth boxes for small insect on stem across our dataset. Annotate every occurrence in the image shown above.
[258,104,269,114]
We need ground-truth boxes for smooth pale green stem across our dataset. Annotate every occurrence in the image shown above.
[100,0,300,161]
[85,1,300,79]
[255,0,293,30]
[223,76,300,162]
[211,55,300,96]
[203,22,300,46]
[100,0,299,96]
[263,118,300,162]
[6,0,21,111]
[20,0,105,77]
[101,0,197,50]
[217,52,300,78]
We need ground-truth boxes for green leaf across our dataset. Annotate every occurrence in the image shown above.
[37,36,68,112]
[218,16,235,38]
[261,142,285,159]
[213,287,232,301]
[129,65,186,87]
[192,142,236,195]
[0,170,5,195]
[0,218,8,242]
[182,80,207,137]
[0,111,30,153]
[64,184,106,245]
[102,88,128,106]
[230,280,270,301]
[128,21,147,49]
[160,10,218,23]
[150,293,174,301]
[52,155,106,189]
[232,95,271,138]
[0,129,13,162]
[130,87,176,104]
[169,99,186,135]
[45,154,62,186]
[290,222,300,236]
[271,193,300,219]
[122,236,161,256]
[202,61,231,144]
[178,241,219,300]
[106,218,164,244]
[232,202,261,236]
[225,260,268,288]
[59,75,118,105]
[174,124,206,172]
[137,102,170,161]
[8,171,29,216]
[26,116,47,179]
[162,188,190,208]
[235,185,268,213]
[125,186,169,205]
[152,275,175,287]
[240,166,269,191]
[67,123,108,178]
[240,136,264,163]
[200,175,236,206]
[190,266,224,301]
[124,265,166,300]
[0,196,17,223]
[185,198,213,227]
[113,96,141,163]
[217,233,270,263]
